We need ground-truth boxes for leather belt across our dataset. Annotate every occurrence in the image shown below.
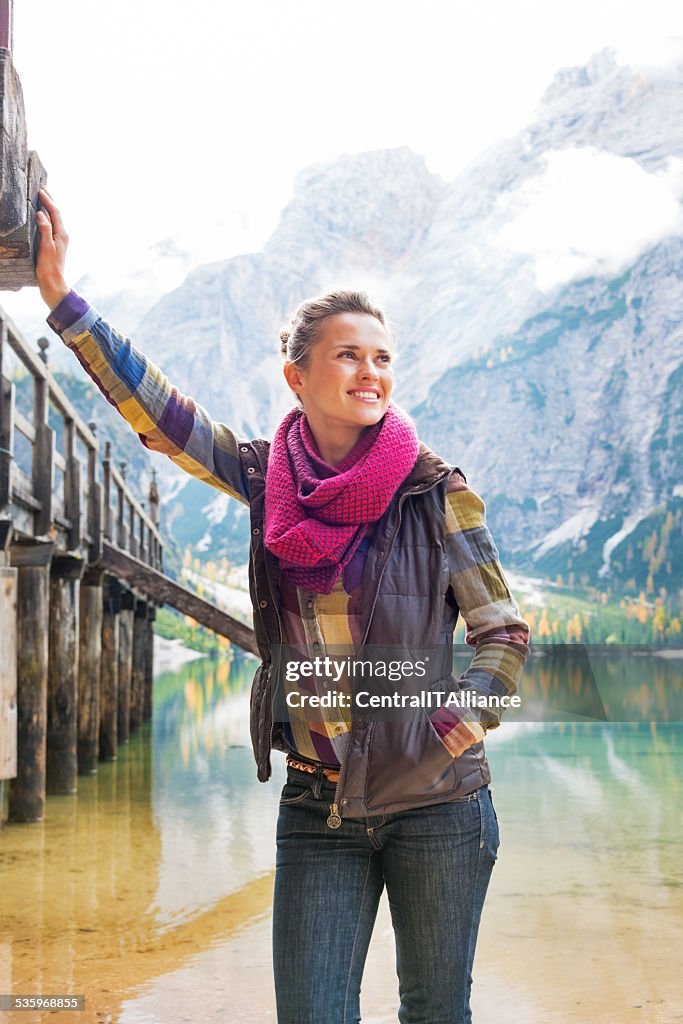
[286,756,341,783]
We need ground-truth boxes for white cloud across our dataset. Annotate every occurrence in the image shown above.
[496,148,683,291]
[5,1,683,335]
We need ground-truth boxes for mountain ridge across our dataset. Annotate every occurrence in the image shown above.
[12,49,681,599]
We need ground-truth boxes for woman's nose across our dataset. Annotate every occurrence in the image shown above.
[358,357,379,378]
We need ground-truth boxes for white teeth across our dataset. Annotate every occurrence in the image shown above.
[349,391,379,399]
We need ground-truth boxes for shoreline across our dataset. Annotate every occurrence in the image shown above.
[153,634,207,676]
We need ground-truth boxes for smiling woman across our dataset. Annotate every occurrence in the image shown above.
[34,186,531,1024]
[281,303,395,466]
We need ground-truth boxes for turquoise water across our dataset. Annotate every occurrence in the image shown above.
[0,649,681,1023]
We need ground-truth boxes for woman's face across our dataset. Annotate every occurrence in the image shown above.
[284,313,395,443]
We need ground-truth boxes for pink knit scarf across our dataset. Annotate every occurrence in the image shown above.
[264,404,419,594]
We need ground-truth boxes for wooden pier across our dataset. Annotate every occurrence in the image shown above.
[0,303,257,825]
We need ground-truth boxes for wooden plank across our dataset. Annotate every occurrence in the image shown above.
[11,479,41,511]
[33,421,54,535]
[1,307,49,379]
[6,500,29,537]
[108,462,157,537]
[0,565,17,781]
[99,541,259,656]
[65,454,81,550]
[12,405,34,442]
[88,477,102,563]
[48,386,97,449]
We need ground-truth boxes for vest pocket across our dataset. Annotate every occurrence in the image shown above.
[249,662,273,781]
[363,712,458,810]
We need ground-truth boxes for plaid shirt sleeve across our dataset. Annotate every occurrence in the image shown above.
[429,470,531,757]
[47,291,250,505]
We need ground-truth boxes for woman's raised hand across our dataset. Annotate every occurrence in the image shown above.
[35,188,70,311]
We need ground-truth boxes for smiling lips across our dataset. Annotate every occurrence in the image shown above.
[348,389,381,402]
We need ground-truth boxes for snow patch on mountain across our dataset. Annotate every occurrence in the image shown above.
[597,511,648,578]
[531,505,602,560]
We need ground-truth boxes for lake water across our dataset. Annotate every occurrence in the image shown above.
[0,648,682,1024]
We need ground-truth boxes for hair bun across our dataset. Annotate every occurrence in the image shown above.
[279,326,291,357]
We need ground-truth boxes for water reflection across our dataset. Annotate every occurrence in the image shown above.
[0,651,284,1024]
[0,650,681,1023]
[454,644,683,722]
[480,719,683,1023]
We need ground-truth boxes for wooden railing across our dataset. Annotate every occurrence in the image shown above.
[0,302,258,824]
[0,304,162,567]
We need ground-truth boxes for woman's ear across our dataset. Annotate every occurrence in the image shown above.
[283,360,304,396]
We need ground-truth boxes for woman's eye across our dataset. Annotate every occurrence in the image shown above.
[337,350,391,364]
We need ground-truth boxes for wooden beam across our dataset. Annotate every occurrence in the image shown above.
[98,541,259,657]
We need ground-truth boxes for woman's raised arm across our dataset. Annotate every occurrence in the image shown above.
[35,190,250,506]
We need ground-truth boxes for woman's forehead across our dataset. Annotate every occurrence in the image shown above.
[316,312,391,349]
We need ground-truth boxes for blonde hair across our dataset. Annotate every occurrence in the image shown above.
[280,289,389,367]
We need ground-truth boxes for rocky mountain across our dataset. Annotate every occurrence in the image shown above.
[25,50,683,598]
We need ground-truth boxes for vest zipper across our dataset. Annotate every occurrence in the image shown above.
[251,445,285,765]
[326,470,452,827]
[266,557,284,746]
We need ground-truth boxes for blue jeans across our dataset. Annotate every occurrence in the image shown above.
[272,765,500,1024]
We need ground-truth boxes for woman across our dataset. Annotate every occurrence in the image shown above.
[36,188,530,1024]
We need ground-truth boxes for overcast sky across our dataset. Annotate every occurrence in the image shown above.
[5,0,683,328]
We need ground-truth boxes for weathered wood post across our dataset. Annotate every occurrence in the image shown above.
[149,469,159,526]
[0,325,12,511]
[8,540,53,822]
[0,0,48,290]
[143,603,155,721]
[77,567,104,774]
[0,521,17,825]
[99,574,120,761]
[46,554,84,794]
[130,598,147,731]
[117,588,134,745]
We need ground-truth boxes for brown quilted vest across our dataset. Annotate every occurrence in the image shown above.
[239,439,491,820]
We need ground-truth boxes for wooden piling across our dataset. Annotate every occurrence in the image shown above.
[78,567,104,774]
[130,599,147,731]
[143,604,155,722]
[99,575,120,761]
[8,541,53,822]
[117,589,134,745]
[46,554,84,795]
